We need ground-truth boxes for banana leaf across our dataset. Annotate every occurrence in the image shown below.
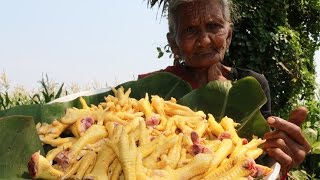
[0,104,42,123]
[0,72,192,124]
[0,116,43,179]
[0,72,270,179]
[114,72,193,100]
[40,72,192,123]
[178,76,270,138]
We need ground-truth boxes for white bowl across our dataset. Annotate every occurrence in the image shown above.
[264,162,281,180]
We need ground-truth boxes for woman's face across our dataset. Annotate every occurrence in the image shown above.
[171,0,232,69]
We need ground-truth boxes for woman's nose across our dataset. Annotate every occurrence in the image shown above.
[197,31,211,48]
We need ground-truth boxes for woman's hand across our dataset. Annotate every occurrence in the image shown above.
[263,107,311,174]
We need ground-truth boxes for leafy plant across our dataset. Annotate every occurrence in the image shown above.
[34,74,65,104]
[0,73,66,110]
[157,44,173,59]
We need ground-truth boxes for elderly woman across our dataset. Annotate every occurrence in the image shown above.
[139,0,311,175]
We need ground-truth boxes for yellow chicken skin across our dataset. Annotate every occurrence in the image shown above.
[29,87,272,179]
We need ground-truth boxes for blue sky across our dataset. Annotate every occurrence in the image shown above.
[0,0,319,90]
[0,0,171,89]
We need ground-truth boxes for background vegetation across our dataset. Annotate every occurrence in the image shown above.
[0,72,107,110]
[149,0,320,179]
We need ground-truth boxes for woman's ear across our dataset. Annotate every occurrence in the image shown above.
[226,23,233,49]
[167,32,180,56]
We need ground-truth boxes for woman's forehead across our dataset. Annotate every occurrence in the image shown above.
[175,0,224,24]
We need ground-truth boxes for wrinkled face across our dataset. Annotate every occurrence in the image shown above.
[170,0,232,68]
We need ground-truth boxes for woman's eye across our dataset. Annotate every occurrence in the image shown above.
[185,27,197,34]
[207,23,221,31]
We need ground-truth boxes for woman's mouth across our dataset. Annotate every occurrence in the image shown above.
[195,51,215,58]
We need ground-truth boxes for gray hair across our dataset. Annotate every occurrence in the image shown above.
[168,0,236,34]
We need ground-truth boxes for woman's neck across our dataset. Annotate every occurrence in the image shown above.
[185,63,232,86]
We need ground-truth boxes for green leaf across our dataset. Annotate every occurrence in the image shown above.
[178,76,270,139]
[303,128,318,145]
[116,72,192,100]
[289,170,310,180]
[179,80,232,119]
[0,104,42,123]
[158,52,164,58]
[54,83,64,99]
[312,142,320,154]
[0,116,44,179]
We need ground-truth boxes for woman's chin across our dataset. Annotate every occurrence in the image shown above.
[185,58,221,69]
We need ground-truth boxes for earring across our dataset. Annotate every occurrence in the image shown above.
[196,42,201,47]
[173,54,184,65]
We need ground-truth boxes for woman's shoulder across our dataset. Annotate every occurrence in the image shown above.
[138,64,185,79]
[231,67,269,91]
[231,67,267,82]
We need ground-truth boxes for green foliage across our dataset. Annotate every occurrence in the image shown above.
[288,169,313,180]
[34,74,65,104]
[0,72,34,109]
[225,0,319,117]
[157,44,172,59]
[0,73,65,110]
